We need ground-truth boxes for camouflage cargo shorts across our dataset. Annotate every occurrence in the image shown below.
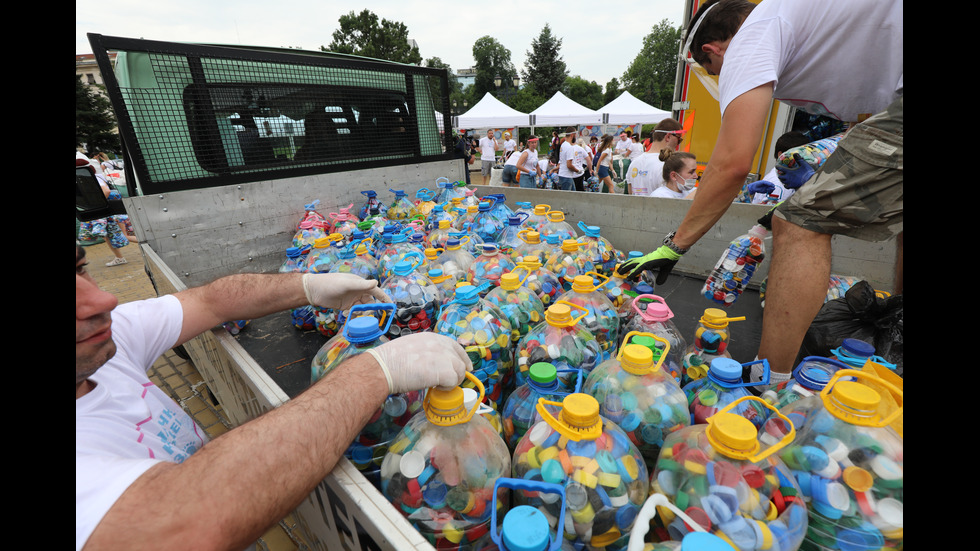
[775,95,903,242]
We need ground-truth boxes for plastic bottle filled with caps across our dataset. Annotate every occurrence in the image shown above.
[510,256,562,308]
[682,309,745,387]
[514,302,603,390]
[701,224,768,307]
[545,239,596,293]
[582,336,691,466]
[538,211,577,243]
[434,284,515,408]
[621,295,688,385]
[358,190,388,221]
[512,393,650,551]
[385,189,420,221]
[378,257,442,339]
[327,203,357,240]
[501,362,582,452]
[427,219,455,250]
[296,199,326,230]
[512,230,552,266]
[495,213,530,260]
[292,218,327,249]
[485,272,546,350]
[429,237,478,284]
[426,202,458,233]
[576,221,626,276]
[759,356,848,415]
[556,274,621,361]
[414,187,438,218]
[776,368,903,551]
[468,243,518,296]
[311,304,423,487]
[434,177,464,204]
[682,358,772,428]
[647,396,808,550]
[471,200,509,243]
[513,201,535,220]
[454,203,482,231]
[472,478,577,551]
[377,232,426,281]
[524,204,552,234]
[380,374,511,550]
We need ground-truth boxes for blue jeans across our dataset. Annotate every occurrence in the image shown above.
[519,173,537,188]
[557,176,576,191]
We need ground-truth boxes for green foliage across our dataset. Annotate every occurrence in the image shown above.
[603,78,622,105]
[425,56,463,112]
[471,36,517,100]
[325,9,422,65]
[621,19,682,110]
[75,75,119,154]
[522,24,568,99]
[562,76,604,111]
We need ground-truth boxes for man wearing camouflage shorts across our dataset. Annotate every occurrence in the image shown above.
[616,0,903,385]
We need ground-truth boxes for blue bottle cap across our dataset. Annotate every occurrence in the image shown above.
[508,215,523,225]
[681,532,738,551]
[392,261,414,276]
[362,190,377,197]
[708,357,743,382]
[840,338,875,358]
[446,238,461,247]
[346,316,381,343]
[390,233,407,243]
[428,268,444,277]
[516,201,532,208]
[635,282,654,294]
[479,201,492,211]
[456,285,479,304]
[628,251,643,259]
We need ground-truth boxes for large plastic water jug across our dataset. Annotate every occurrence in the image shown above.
[514,302,603,389]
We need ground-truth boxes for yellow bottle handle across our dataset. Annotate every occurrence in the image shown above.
[617,330,671,374]
[546,211,566,222]
[819,366,903,428]
[422,371,485,426]
[550,300,590,327]
[535,397,602,442]
[585,271,608,288]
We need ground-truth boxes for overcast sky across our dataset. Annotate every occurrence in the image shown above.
[76,0,686,87]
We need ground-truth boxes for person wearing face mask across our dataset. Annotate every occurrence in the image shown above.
[650,150,698,199]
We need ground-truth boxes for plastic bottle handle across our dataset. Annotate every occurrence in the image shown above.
[706,396,795,462]
[423,371,485,426]
[631,294,674,321]
[553,300,590,327]
[436,177,449,186]
[707,359,769,389]
[535,396,601,442]
[491,478,567,551]
[819,366,903,428]
[617,330,671,373]
[546,211,565,222]
[517,228,532,244]
[342,302,396,340]
[627,493,707,551]
[585,271,608,288]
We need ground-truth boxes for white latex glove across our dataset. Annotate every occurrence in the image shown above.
[366,333,472,394]
[302,272,390,311]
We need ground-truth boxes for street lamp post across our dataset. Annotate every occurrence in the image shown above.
[494,74,520,106]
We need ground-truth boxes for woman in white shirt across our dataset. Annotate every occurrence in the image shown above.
[650,149,698,199]
[592,135,617,194]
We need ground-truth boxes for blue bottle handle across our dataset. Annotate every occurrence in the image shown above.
[707,358,770,389]
[416,187,435,201]
[342,302,395,341]
[491,478,567,551]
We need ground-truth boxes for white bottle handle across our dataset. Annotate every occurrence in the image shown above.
[627,493,707,551]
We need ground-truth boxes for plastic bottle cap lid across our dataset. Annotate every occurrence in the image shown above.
[645,302,672,321]
[709,357,743,381]
[842,466,874,492]
[708,413,759,454]
[680,532,738,551]
[392,261,415,276]
[461,387,479,409]
[561,393,600,430]
[502,505,551,551]
[529,362,558,384]
[621,344,654,374]
[346,316,381,342]
[400,450,426,478]
[635,282,654,294]
[876,497,903,527]
[523,256,541,267]
[831,380,881,411]
[426,386,465,413]
[545,304,573,326]
[456,285,479,303]
[571,275,596,292]
[429,268,444,277]
[561,239,578,251]
[841,338,875,358]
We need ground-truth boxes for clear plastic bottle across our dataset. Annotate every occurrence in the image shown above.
[514,302,603,389]
[510,256,562,307]
[545,239,596,293]
[681,309,745,386]
[468,243,518,295]
[500,362,582,451]
[539,211,577,242]
[378,256,442,338]
[621,295,688,384]
[760,356,848,414]
[414,187,437,218]
[358,190,388,220]
[485,272,546,349]
[524,204,552,234]
[472,200,508,243]
[454,203,481,231]
[512,230,551,266]
[830,338,897,371]
[778,368,903,551]
[576,221,626,276]
[434,177,464,204]
[495,214,530,260]
[513,201,535,220]
[327,203,357,240]
[646,396,808,550]
[384,189,419,222]
[377,232,425,281]
[296,199,326,230]
[682,358,771,428]
[512,393,649,551]
[429,237,477,284]
[427,219,455,250]
[426,268,458,306]
[557,274,621,361]
[291,218,327,249]
[582,337,691,465]
[434,284,515,407]
[701,224,768,307]
[380,374,511,550]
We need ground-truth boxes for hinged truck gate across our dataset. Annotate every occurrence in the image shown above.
[86,32,897,551]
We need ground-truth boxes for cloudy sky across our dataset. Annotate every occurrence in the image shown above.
[76,0,686,87]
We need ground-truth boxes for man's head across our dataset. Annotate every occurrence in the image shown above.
[563,126,577,142]
[486,129,494,139]
[683,0,756,75]
[619,132,628,141]
[76,245,119,392]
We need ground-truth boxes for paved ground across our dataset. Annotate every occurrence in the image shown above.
[80,238,306,551]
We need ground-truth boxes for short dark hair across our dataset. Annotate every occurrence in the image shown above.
[773,131,811,159]
[685,0,756,66]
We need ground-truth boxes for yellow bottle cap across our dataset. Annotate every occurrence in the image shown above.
[561,239,579,252]
[328,232,343,241]
[620,344,654,375]
[425,248,439,259]
[500,273,521,290]
[570,275,596,293]
[522,255,542,268]
[533,205,550,215]
[700,308,746,328]
[313,237,332,248]
[706,412,761,460]
[525,231,541,244]
[561,393,601,432]
[545,303,572,326]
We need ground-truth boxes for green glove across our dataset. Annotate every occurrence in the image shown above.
[617,244,683,285]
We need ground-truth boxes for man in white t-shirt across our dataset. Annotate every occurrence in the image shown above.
[478,130,498,186]
[76,244,471,550]
[556,127,581,191]
[613,132,631,155]
[618,0,903,385]
[501,131,517,161]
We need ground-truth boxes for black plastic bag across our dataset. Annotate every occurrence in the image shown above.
[797,281,903,376]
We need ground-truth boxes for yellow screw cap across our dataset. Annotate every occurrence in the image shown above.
[700,308,746,328]
[522,255,542,268]
[571,275,596,293]
[561,239,579,252]
[534,205,549,215]
[545,303,573,326]
[620,344,654,375]
[561,393,601,431]
[707,412,761,459]
[500,273,521,290]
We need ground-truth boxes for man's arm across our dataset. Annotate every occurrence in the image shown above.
[85,351,392,551]
[673,83,774,250]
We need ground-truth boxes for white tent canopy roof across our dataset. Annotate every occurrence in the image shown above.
[599,91,671,125]
[529,91,602,126]
[456,92,529,128]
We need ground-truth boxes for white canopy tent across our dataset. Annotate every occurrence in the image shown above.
[455,92,529,129]
[599,91,671,125]
[528,91,602,126]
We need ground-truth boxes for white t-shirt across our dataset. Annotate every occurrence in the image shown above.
[479,136,497,159]
[76,295,206,550]
[573,145,589,172]
[719,0,903,123]
[626,152,664,195]
[614,138,631,153]
[557,141,580,178]
[503,138,517,155]
[650,184,692,199]
[627,142,644,159]
[538,158,552,174]
[517,150,540,175]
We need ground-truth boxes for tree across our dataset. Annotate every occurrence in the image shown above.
[562,76,604,111]
[325,10,422,65]
[603,78,622,105]
[522,24,568,99]
[76,75,120,154]
[424,56,463,112]
[621,19,682,110]
[471,36,517,101]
